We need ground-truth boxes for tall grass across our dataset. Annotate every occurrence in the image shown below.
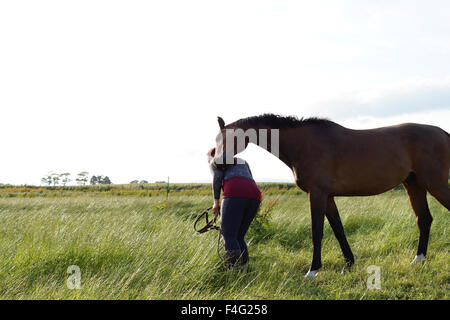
[0,188,448,299]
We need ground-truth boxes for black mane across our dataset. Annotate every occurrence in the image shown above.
[231,113,332,128]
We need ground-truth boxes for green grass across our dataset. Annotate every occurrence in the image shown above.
[0,187,448,299]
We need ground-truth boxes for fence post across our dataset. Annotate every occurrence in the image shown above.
[166,176,170,199]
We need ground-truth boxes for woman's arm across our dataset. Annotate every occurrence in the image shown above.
[210,163,224,214]
[212,199,220,215]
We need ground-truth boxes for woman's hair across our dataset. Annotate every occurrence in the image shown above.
[206,148,215,158]
[207,147,238,170]
[206,148,216,166]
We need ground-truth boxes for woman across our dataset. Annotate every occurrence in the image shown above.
[207,148,261,269]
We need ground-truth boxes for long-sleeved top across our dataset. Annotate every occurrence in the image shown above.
[210,158,261,201]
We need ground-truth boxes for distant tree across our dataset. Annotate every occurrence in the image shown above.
[90,176,98,185]
[76,172,89,186]
[51,173,60,186]
[60,173,71,186]
[130,179,148,184]
[41,173,53,186]
[102,176,112,185]
[90,175,112,185]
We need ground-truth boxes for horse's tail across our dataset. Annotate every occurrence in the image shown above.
[446,130,450,179]
[446,130,450,158]
[442,128,450,149]
[440,129,450,179]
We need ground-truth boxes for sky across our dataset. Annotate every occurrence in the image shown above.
[0,0,449,185]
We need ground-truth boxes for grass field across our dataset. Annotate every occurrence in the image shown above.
[0,184,448,299]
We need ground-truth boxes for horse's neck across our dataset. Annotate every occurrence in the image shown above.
[234,123,303,169]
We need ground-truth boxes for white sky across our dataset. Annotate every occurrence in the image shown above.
[0,1,449,185]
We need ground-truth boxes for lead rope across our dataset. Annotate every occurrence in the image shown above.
[216,228,225,262]
[194,206,224,262]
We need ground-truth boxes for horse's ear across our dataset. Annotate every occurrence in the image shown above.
[217,116,225,129]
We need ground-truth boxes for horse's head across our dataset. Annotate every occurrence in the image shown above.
[214,116,251,166]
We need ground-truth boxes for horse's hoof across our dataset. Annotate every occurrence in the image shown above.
[340,266,349,275]
[341,261,354,274]
[410,254,425,266]
[304,270,319,279]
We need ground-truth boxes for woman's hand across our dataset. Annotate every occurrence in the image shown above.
[213,199,220,216]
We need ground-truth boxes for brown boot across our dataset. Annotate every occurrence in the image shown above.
[239,250,249,266]
[238,250,249,272]
[224,250,241,270]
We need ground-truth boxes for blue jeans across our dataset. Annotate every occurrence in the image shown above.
[220,197,260,255]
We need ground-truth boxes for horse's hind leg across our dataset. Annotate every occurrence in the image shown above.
[427,184,450,211]
[325,197,354,272]
[417,159,450,211]
[403,175,433,264]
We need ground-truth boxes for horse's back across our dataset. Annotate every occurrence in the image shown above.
[347,122,449,163]
[327,122,449,195]
[362,122,450,186]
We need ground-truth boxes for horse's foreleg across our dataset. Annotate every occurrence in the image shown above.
[403,180,433,264]
[326,197,354,272]
[305,191,327,279]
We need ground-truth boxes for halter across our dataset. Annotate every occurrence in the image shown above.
[193,206,220,233]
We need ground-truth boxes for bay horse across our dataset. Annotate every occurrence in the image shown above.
[213,114,450,278]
